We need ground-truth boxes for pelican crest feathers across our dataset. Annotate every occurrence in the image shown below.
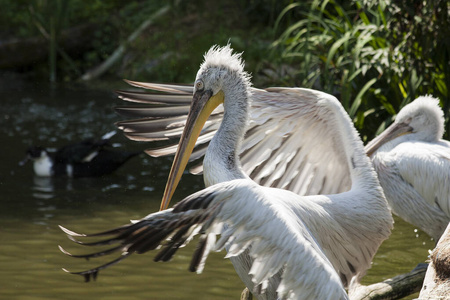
[198,44,252,89]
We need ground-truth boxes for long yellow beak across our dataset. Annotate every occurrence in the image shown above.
[365,121,413,157]
[159,89,225,210]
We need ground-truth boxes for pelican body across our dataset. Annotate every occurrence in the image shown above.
[366,96,450,240]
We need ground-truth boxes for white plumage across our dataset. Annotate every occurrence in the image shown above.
[95,45,393,299]
[60,178,349,300]
[365,96,450,240]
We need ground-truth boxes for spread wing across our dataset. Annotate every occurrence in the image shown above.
[59,179,348,300]
[115,81,351,196]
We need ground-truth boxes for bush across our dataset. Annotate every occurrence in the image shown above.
[271,0,449,140]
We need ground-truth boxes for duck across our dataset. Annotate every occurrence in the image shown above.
[21,131,141,178]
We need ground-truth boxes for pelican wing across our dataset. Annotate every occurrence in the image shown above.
[372,140,450,238]
[60,179,348,300]
[396,141,450,216]
[116,82,351,196]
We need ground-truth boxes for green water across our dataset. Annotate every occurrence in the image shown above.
[0,81,432,299]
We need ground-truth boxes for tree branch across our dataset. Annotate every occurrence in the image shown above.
[79,4,171,81]
[349,263,427,300]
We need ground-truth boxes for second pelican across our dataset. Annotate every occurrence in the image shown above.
[365,96,450,241]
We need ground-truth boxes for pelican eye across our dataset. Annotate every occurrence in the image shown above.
[195,80,204,91]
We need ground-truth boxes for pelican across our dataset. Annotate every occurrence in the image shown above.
[114,47,392,290]
[61,45,392,299]
[365,96,450,241]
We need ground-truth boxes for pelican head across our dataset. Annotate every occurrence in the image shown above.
[160,44,251,210]
[366,96,444,156]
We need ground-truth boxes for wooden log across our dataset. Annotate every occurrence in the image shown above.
[419,223,450,299]
[349,263,428,300]
[240,265,427,300]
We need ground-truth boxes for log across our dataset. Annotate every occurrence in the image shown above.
[239,265,427,300]
[419,223,450,299]
[79,4,171,81]
[349,263,428,300]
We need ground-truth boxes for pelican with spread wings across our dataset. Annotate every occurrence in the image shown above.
[60,45,392,299]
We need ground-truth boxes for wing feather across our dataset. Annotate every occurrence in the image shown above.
[115,105,190,118]
[116,90,192,105]
[396,142,450,216]
[115,83,352,196]
[59,179,348,300]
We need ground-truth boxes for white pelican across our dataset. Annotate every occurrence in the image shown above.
[60,178,349,300]
[419,222,450,299]
[110,45,393,298]
[365,96,450,241]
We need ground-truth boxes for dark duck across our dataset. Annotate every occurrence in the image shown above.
[21,131,141,178]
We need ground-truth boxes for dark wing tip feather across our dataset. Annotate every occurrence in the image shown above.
[62,267,98,283]
[128,227,173,254]
[61,252,132,282]
[189,235,208,272]
[59,244,124,260]
[59,245,75,257]
[63,267,98,282]
[153,224,193,262]
[144,145,178,157]
[63,232,126,247]
[153,244,179,263]
[60,223,136,238]
[59,225,86,237]
[173,190,217,213]
[59,193,219,282]
[123,79,193,94]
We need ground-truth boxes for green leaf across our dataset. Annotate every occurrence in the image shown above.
[350,78,377,117]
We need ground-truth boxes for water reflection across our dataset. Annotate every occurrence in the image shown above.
[0,81,432,299]
[32,176,55,199]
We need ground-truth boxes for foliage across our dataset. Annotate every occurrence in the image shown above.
[1,0,448,141]
[271,0,449,140]
[0,0,276,84]
[0,0,170,80]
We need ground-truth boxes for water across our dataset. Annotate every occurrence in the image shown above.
[0,79,433,299]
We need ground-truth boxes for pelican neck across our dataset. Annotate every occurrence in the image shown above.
[203,84,250,186]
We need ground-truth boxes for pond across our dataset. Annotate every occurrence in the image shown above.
[0,79,433,299]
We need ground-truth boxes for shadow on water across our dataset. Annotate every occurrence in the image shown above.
[0,79,432,299]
